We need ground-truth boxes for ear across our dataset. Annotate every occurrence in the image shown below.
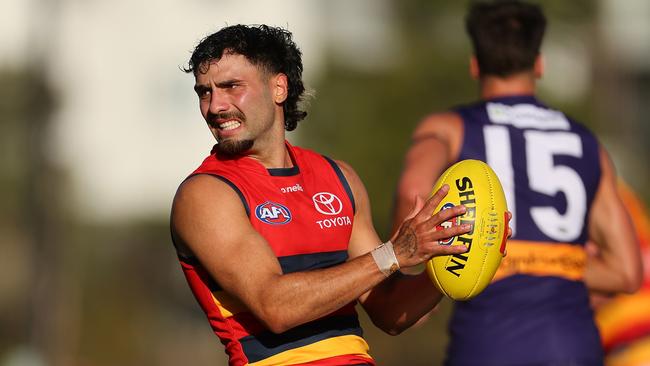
[272,73,289,104]
[533,54,544,79]
[469,56,480,80]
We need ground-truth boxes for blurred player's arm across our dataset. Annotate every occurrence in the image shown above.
[584,146,643,294]
[391,112,463,235]
[337,160,469,336]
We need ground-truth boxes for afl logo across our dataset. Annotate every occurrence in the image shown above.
[255,201,292,225]
[437,202,459,245]
[312,192,343,215]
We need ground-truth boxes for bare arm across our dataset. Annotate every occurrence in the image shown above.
[171,173,468,334]
[391,112,464,235]
[584,146,643,294]
[338,161,470,335]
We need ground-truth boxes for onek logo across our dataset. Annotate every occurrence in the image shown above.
[255,201,292,225]
[312,192,343,215]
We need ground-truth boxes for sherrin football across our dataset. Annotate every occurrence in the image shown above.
[426,159,508,301]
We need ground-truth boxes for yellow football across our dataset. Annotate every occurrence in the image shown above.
[426,159,508,301]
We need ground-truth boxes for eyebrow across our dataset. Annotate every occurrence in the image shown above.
[193,79,240,94]
[215,79,239,88]
[193,84,210,94]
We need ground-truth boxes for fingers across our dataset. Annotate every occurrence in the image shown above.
[506,210,513,239]
[430,243,468,257]
[405,195,424,221]
[413,184,450,222]
[391,195,425,242]
[504,210,513,257]
[419,204,467,233]
[429,222,472,243]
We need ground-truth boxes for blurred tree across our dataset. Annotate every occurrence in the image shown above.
[0,68,79,366]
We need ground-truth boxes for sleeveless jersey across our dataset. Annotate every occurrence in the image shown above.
[174,142,374,366]
[446,95,604,366]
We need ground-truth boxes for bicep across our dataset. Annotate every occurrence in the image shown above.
[397,138,448,201]
[334,161,392,307]
[392,113,462,233]
[588,148,640,266]
[333,161,382,260]
[171,175,282,306]
[588,148,633,247]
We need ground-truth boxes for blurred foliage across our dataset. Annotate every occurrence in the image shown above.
[0,68,59,359]
[69,220,225,366]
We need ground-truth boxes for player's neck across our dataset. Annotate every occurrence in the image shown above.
[478,72,536,100]
[245,127,293,170]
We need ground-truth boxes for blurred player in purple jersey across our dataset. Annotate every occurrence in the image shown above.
[391,1,642,365]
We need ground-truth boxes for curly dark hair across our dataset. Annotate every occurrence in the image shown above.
[184,24,307,131]
[466,0,546,77]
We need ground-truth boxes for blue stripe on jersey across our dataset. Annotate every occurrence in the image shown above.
[183,251,349,292]
[186,173,252,216]
[239,315,363,363]
[323,155,356,214]
[278,250,348,274]
[268,165,300,176]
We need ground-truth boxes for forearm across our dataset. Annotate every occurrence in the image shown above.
[584,254,641,294]
[585,147,643,295]
[251,252,386,333]
[361,271,443,335]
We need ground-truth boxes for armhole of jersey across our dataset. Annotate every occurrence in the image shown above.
[170,229,197,262]
[323,155,356,214]
[172,173,250,262]
[454,107,468,160]
[191,173,251,216]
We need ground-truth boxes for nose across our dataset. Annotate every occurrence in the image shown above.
[208,90,230,116]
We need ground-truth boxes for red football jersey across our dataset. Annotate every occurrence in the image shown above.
[174,142,374,366]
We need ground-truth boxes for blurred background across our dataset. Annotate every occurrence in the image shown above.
[1,0,649,365]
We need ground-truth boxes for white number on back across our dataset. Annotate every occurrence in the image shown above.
[484,126,586,241]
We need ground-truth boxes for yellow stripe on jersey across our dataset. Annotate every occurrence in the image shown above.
[596,291,650,346]
[212,291,247,318]
[247,335,372,366]
[492,240,586,282]
[618,180,650,243]
[604,335,650,366]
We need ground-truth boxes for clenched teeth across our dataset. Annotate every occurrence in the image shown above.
[219,121,241,130]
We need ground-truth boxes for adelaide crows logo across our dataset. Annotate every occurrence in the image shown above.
[255,201,292,225]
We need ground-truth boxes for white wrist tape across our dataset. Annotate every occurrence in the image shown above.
[371,241,400,277]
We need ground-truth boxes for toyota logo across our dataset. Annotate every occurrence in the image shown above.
[312,192,343,215]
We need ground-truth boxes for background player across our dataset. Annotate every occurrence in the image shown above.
[590,182,650,366]
[391,1,643,365]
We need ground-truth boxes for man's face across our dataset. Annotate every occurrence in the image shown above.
[193,53,277,156]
